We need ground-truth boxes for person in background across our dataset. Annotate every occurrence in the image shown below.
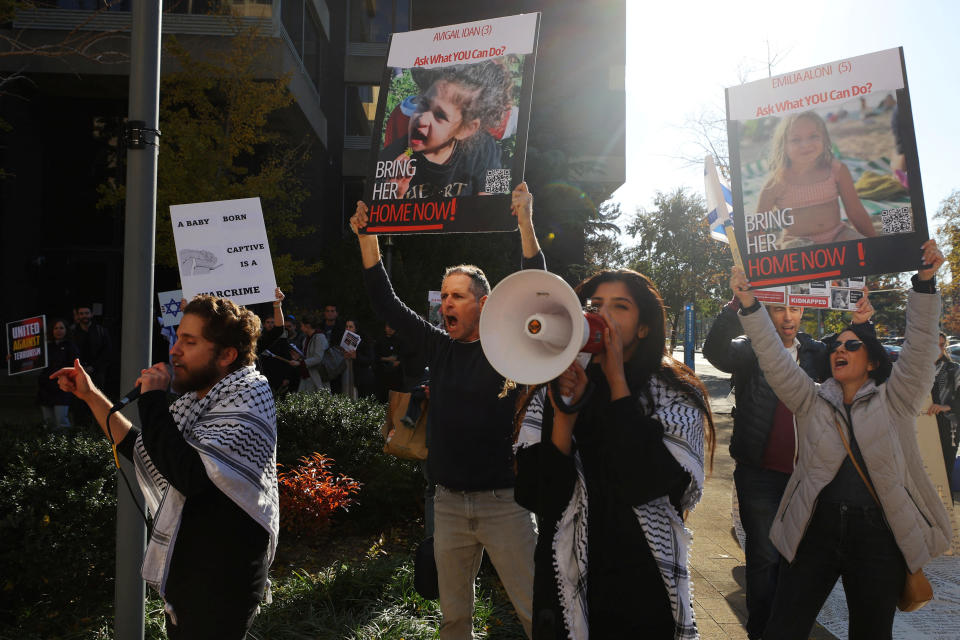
[321,303,346,393]
[283,314,305,353]
[38,318,80,431]
[927,331,960,482]
[297,315,330,394]
[374,323,404,402]
[256,289,298,396]
[342,319,376,399]
[70,304,112,390]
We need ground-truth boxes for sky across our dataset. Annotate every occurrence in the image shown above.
[615,0,959,238]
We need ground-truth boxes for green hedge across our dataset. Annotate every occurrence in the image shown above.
[0,423,117,633]
[0,393,424,635]
[275,392,424,529]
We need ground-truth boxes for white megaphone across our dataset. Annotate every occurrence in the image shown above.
[479,270,606,385]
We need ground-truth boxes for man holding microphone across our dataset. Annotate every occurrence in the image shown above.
[53,294,279,639]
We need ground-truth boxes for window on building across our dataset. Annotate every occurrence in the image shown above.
[281,0,304,57]
[280,0,326,93]
[348,0,409,43]
[345,85,380,137]
[160,0,216,14]
[302,6,325,89]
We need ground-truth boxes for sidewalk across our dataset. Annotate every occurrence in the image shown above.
[686,355,836,639]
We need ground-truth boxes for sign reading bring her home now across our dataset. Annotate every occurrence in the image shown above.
[170,198,277,307]
[363,12,540,234]
[726,47,928,288]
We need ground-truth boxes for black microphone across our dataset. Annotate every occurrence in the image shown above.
[110,385,142,412]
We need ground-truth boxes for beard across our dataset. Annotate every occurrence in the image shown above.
[171,355,222,394]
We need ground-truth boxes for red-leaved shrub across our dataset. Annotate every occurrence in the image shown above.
[277,453,362,538]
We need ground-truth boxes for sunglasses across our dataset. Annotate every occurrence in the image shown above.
[829,339,864,354]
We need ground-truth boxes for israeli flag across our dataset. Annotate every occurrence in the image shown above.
[704,155,733,243]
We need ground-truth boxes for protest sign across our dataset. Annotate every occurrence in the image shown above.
[752,277,866,311]
[170,198,277,307]
[340,330,361,353]
[157,289,184,328]
[6,315,46,375]
[363,13,540,234]
[726,47,927,287]
[427,290,442,327]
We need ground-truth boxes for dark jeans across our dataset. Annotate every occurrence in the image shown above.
[734,464,790,640]
[765,501,906,640]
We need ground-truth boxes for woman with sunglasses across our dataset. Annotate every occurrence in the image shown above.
[729,239,952,640]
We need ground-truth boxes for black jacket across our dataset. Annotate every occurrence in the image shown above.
[703,303,828,467]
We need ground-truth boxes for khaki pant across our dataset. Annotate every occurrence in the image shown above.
[433,485,537,639]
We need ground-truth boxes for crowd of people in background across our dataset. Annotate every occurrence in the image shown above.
[21,290,429,433]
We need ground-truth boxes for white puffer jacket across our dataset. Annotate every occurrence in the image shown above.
[740,289,952,573]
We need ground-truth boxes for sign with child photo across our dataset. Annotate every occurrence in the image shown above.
[726,47,927,287]
[751,277,866,311]
[363,13,540,234]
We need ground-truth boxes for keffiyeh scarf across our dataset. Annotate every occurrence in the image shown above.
[516,375,706,640]
[132,365,280,596]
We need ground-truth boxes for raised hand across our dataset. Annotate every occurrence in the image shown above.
[851,288,874,324]
[730,266,756,308]
[50,358,97,401]
[350,201,369,237]
[918,239,944,281]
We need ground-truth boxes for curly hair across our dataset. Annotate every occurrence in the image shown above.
[433,60,513,133]
[182,295,261,372]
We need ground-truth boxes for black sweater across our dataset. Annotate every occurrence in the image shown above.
[515,363,690,638]
[703,303,828,467]
[117,390,268,615]
[362,252,545,490]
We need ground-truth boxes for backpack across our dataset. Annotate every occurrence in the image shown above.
[320,345,346,382]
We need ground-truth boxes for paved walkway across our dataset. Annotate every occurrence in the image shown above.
[683,351,837,640]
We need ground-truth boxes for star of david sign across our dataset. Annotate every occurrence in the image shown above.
[163,298,182,317]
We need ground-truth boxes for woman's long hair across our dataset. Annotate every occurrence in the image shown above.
[513,269,716,472]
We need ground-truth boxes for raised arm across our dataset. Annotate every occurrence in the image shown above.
[51,358,132,444]
[730,268,818,415]
[350,201,382,269]
[512,182,541,259]
[885,240,944,416]
[271,287,285,330]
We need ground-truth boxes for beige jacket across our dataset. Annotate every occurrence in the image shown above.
[740,289,952,573]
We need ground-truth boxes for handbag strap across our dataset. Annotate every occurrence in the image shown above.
[833,414,881,507]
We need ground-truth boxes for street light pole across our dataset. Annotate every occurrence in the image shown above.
[116,2,162,638]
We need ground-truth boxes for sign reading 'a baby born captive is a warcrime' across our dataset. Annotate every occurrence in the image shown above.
[170,198,277,307]
[726,47,928,287]
[363,13,541,234]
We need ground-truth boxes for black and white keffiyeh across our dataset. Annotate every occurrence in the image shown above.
[516,375,705,640]
[132,365,280,596]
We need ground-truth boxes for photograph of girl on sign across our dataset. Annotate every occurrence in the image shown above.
[739,92,913,253]
[373,57,523,201]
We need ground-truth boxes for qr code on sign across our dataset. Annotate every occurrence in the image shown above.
[880,207,913,234]
[484,169,511,194]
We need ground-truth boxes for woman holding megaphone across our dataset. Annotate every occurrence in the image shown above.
[514,269,715,639]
